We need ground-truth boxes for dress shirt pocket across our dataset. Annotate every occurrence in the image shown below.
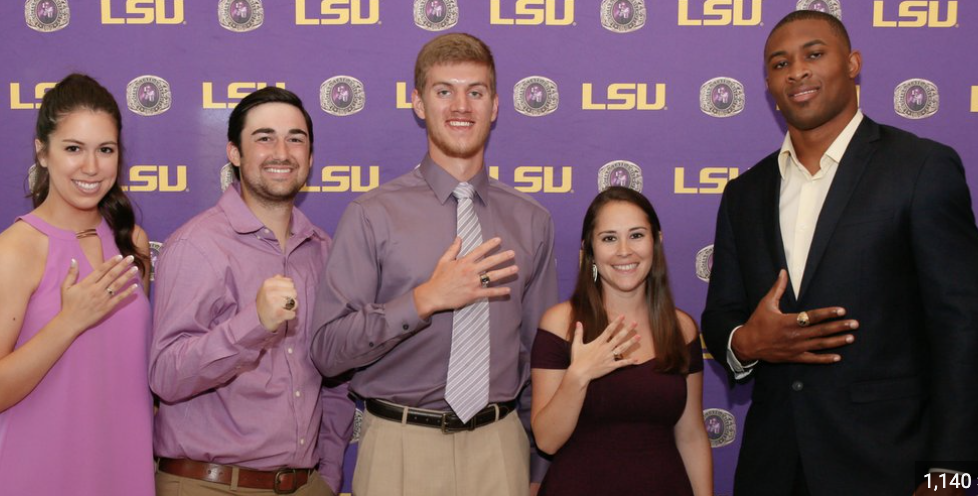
[848,375,925,403]
[836,208,894,227]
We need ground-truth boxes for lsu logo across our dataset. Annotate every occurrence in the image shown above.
[302,166,379,193]
[490,0,574,25]
[674,167,739,194]
[395,82,414,109]
[487,166,573,193]
[101,0,184,24]
[9,82,56,109]
[872,1,957,27]
[582,83,665,110]
[203,82,286,109]
[971,86,978,112]
[123,165,188,192]
[295,0,380,25]
[678,0,761,26]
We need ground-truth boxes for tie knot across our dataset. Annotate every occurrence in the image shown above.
[453,182,475,200]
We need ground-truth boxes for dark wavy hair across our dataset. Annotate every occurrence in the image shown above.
[31,73,148,275]
[569,187,689,373]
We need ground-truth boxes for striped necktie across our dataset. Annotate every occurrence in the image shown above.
[445,182,491,423]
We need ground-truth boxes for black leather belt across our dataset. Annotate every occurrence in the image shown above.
[365,399,517,433]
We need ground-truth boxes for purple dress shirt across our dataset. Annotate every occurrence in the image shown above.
[150,186,354,493]
[310,155,558,479]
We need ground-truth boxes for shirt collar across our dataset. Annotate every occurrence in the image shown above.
[218,183,320,241]
[419,154,490,206]
[778,109,864,178]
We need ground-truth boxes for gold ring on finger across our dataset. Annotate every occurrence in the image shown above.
[796,311,810,327]
[284,297,296,311]
[106,287,115,297]
[613,351,623,361]
[480,273,491,288]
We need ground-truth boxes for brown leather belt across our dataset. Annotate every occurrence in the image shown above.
[365,398,517,433]
[157,458,312,494]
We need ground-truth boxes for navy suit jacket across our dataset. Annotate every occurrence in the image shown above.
[702,116,978,495]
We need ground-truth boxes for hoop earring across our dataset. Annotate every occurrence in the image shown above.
[592,263,598,282]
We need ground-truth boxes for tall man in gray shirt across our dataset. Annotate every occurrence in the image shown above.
[310,33,558,496]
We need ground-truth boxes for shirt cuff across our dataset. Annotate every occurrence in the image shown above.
[229,301,280,351]
[727,325,758,380]
[384,290,429,336]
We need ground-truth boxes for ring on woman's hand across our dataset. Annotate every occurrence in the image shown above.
[284,297,296,311]
[480,273,491,288]
[613,351,623,361]
[796,311,810,327]
[106,287,115,297]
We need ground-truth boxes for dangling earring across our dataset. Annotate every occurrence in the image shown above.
[592,263,598,282]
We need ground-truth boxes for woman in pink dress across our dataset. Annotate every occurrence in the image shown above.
[0,74,155,495]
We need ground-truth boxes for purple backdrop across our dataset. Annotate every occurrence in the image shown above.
[3,1,976,494]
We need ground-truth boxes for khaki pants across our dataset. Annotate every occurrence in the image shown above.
[352,409,529,496]
[156,467,335,496]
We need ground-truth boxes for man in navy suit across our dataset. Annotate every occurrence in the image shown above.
[702,10,978,496]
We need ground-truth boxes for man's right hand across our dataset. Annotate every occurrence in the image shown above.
[413,237,518,320]
[256,275,298,332]
[731,270,858,364]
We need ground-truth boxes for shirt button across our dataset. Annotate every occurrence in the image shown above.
[287,347,294,354]
[300,438,305,445]
[368,341,375,347]
[402,324,409,330]
[791,380,804,392]
[295,390,301,397]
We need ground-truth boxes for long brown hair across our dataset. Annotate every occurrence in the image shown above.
[31,74,148,275]
[569,187,689,373]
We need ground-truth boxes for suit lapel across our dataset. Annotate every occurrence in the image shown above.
[797,118,881,300]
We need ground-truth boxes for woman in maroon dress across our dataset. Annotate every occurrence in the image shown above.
[531,187,712,495]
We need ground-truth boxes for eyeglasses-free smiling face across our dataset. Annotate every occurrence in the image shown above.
[413,62,499,166]
[35,109,119,217]
[228,102,312,207]
[592,201,655,297]
[764,17,861,134]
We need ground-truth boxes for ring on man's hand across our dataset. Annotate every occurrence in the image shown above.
[480,273,491,288]
[106,287,115,297]
[613,351,623,361]
[796,311,810,327]
[284,297,296,311]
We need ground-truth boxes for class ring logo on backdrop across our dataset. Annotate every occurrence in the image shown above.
[513,76,559,117]
[695,244,714,282]
[220,162,236,192]
[414,0,458,31]
[320,76,366,117]
[127,75,172,116]
[894,78,939,119]
[26,0,70,32]
[699,77,745,118]
[598,160,643,193]
[600,0,646,33]
[703,408,737,448]
[149,241,164,282]
[219,0,263,32]
[796,0,842,20]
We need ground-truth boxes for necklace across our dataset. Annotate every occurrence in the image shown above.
[75,228,98,239]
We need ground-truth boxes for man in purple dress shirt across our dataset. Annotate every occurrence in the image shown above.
[310,33,558,496]
[150,88,354,496]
